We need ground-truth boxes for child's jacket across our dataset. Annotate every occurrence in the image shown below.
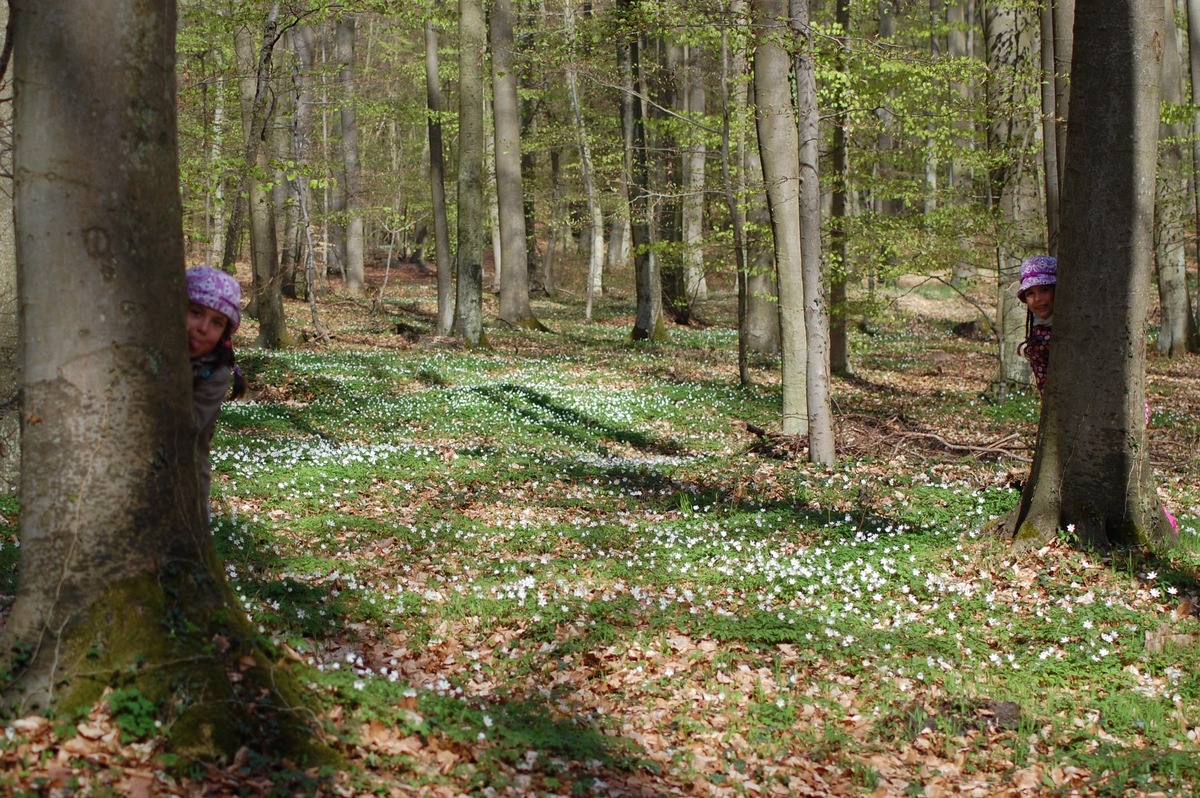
[1023,324,1052,394]
[192,356,232,522]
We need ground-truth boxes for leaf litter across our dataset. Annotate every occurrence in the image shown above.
[1,266,1199,796]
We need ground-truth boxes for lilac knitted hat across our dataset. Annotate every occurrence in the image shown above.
[186,266,242,333]
[1017,255,1057,301]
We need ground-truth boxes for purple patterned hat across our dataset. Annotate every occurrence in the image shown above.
[1016,255,1057,301]
[186,266,242,333]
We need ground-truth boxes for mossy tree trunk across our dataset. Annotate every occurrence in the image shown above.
[1011,0,1178,552]
[3,0,322,764]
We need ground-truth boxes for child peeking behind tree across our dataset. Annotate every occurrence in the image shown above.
[1016,254,1056,395]
[186,266,246,523]
[1015,254,1177,533]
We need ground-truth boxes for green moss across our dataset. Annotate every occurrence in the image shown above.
[1014,518,1048,547]
[5,561,336,768]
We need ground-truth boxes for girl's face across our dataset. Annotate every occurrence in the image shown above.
[187,303,230,357]
[1023,284,1055,319]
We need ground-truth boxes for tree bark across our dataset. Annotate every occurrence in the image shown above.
[456,0,488,347]
[1189,0,1200,335]
[563,2,605,322]
[1012,0,1177,551]
[718,3,753,385]
[681,43,708,308]
[1155,0,1199,356]
[3,0,320,760]
[492,0,542,330]
[753,0,807,435]
[290,23,318,301]
[234,9,287,349]
[0,0,15,490]
[336,14,365,296]
[983,5,1039,391]
[425,17,455,336]
[1038,0,1062,254]
[620,4,666,342]
[792,0,835,464]
[657,40,687,324]
[829,0,850,375]
[1052,0,1073,197]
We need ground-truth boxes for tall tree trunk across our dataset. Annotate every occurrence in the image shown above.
[719,2,753,385]
[620,5,666,342]
[425,17,455,336]
[456,0,488,346]
[487,138,502,292]
[563,2,605,321]
[829,0,851,375]
[741,51,780,356]
[606,211,629,275]
[1053,0,1073,196]
[983,4,1039,392]
[290,24,318,300]
[946,0,972,221]
[754,0,807,435]
[220,187,246,271]
[1038,0,1062,254]
[234,9,287,349]
[543,148,564,297]
[3,0,319,760]
[657,40,687,324]
[792,0,835,464]
[1190,0,1200,335]
[0,0,15,490]
[1155,0,1199,355]
[491,0,541,329]
[207,86,227,265]
[1013,0,1176,551]
[681,43,708,308]
[337,14,365,296]
[275,42,300,300]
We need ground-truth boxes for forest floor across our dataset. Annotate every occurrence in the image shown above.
[1,260,1199,797]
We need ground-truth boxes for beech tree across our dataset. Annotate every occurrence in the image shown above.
[336,13,366,296]
[234,5,288,348]
[425,13,455,336]
[619,1,666,343]
[491,0,542,330]
[1011,0,1177,551]
[455,0,488,347]
[753,0,807,435]
[3,0,319,760]
[1155,0,1199,356]
[792,0,834,464]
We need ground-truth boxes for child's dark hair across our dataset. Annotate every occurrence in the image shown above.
[214,330,247,400]
[1016,308,1033,358]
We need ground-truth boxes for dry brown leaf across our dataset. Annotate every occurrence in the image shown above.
[1012,766,1042,792]
[121,770,157,798]
[10,716,49,735]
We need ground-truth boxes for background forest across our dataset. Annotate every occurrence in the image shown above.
[1,0,1200,796]
[169,0,1101,363]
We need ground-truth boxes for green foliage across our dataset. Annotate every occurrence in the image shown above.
[107,688,159,743]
